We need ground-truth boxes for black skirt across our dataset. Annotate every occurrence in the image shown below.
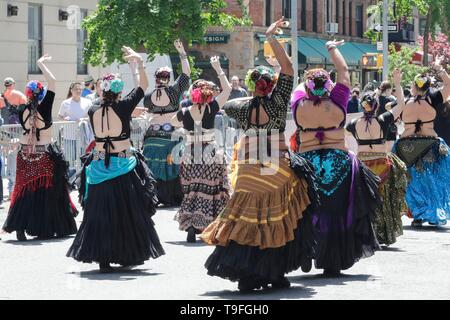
[293,149,381,271]
[2,143,77,238]
[204,154,319,282]
[67,152,165,266]
[204,209,315,282]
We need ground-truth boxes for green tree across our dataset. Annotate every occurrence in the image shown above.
[388,44,427,87]
[83,0,252,66]
[366,0,450,65]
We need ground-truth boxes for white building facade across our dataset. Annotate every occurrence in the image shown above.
[0,0,104,118]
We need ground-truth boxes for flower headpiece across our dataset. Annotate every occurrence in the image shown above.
[304,69,333,97]
[101,73,124,94]
[25,80,47,102]
[190,80,215,105]
[155,67,172,86]
[245,66,276,96]
[414,74,430,90]
[155,67,172,79]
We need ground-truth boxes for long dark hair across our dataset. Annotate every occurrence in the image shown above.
[67,82,83,99]
[101,90,120,107]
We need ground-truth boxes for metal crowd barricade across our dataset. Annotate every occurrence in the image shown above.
[0,116,240,183]
[0,124,22,181]
[130,118,150,150]
[216,114,241,162]
[0,119,151,180]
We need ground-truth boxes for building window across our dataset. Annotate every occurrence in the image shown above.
[343,0,346,35]
[265,0,272,27]
[336,0,340,24]
[419,18,427,36]
[356,5,363,37]
[349,1,352,36]
[282,0,291,19]
[77,9,88,75]
[301,0,306,31]
[326,0,330,23]
[312,0,318,32]
[28,4,42,74]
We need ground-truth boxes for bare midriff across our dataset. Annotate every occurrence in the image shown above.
[149,112,176,126]
[299,129,347,153]
[20,128,53,146]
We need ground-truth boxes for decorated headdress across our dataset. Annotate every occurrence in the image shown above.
[414,74,431,92]
[25,80,47,103]
[189,79,215,105]
[304,68,333,97]
[155,66,172,85]
[100,73,124,94]
[245,66,277,96]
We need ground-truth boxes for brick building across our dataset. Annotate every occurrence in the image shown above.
[190,0,380,87]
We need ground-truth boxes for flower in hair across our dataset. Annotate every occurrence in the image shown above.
[25,80,46,101]
[245,66,275,94]
[415,75,425,88]
[101,74,124,94]
[110,79,125,94]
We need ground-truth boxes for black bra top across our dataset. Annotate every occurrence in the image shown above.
[294,98,347,142]
[176,100,220,132]
[89,102,130,140]
[401,91,443,134]
[18,90,54,141]
[88,87,144,167]
[403,118,435,134]
[296,110,346,145]
[346,111,394,147]
[144,73,190,115]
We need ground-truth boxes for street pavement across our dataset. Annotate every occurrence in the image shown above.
[0,190,449,300]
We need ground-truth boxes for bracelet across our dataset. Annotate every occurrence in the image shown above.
[180,53,188,59]
[218,72,225,77]
[266,34,277,41]
[327,45,337,52]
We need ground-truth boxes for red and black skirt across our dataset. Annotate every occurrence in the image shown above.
[2,143,78,238]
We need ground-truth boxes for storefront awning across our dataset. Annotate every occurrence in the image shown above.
[299,37,370,66]
[351,42,378,55]
[297,38,326,64]
[299,37,330,64]
[313,39,364,66]
[257,33,378,67]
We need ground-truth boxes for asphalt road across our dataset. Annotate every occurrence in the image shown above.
[0,191,449,300]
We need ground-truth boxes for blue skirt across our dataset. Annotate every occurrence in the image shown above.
[143,135,183,206]
[394,138,450,225]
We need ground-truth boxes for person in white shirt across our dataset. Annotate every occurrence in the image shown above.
[58,82,93,172]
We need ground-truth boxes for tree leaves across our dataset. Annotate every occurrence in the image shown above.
[388,44,427,87]
[82,0,252,66]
